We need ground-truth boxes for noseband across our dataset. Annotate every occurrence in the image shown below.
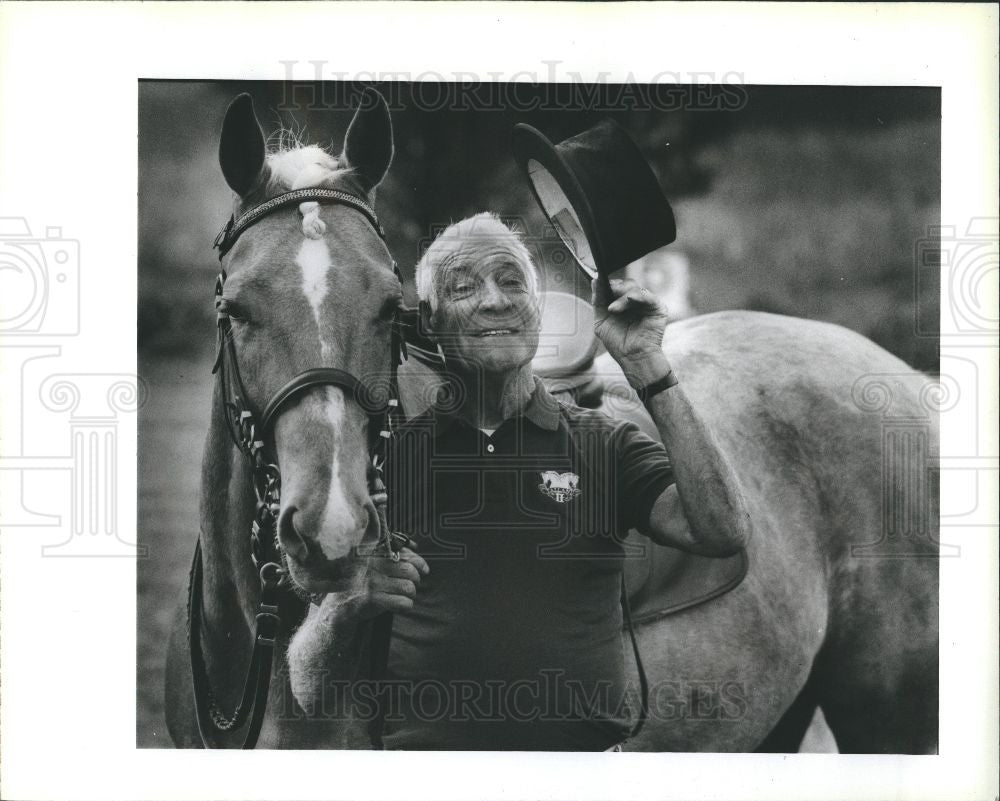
[188,188,409,749]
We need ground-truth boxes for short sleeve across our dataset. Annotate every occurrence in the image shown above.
[614,421,675,531]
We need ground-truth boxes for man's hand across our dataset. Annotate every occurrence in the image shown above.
[320,544,430,622]
[592,277,671,386]
[287,545,429,713]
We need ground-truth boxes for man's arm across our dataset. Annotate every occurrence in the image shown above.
[595,278,750,557]
[638,378,749,556]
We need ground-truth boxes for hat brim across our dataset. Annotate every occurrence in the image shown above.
[511,123,609,280]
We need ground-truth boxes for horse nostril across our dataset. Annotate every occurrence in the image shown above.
[277,505,310,563]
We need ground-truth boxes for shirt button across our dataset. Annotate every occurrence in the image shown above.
[487,443,495,453]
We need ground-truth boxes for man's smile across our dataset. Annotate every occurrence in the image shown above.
[473,328,519,337]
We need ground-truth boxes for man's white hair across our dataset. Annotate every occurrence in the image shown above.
[415,212,539,312]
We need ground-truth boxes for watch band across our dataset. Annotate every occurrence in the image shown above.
[634,371,678,404]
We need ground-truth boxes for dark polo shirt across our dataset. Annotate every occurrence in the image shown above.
[382,378,674,751]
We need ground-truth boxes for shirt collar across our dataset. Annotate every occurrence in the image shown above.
[427,375,561,437]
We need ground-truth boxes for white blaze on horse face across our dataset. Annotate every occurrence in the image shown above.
[315,386,356,558]
[296,238,333,362]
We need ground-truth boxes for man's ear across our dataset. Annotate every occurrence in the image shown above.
[219,94,266,196]
[417,300,436,341]
[341,88,393,192]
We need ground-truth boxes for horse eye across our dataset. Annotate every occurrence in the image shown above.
[220,299,250,322]
[377,295,404,322]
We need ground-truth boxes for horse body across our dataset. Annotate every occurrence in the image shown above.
[589,311,939,752]
[165,93,938,752]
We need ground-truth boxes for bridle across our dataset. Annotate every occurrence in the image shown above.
[187,188,408,749]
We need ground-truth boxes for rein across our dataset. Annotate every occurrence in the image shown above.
[188,188,407,749]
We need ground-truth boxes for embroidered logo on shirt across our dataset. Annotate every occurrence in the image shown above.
[538,471,581,503]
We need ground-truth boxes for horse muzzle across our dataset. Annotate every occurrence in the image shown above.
[277,496,380,591]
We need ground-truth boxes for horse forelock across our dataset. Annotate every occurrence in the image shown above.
[266,144,348,193]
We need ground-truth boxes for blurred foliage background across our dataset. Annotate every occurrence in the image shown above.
[139,82,939,371]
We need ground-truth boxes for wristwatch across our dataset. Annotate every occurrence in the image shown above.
[634,371,678,404]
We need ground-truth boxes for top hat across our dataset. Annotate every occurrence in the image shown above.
[511,119,676,280]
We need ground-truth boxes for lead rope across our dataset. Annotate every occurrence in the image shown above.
[621,574,649,742]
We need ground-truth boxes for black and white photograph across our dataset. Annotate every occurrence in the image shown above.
[1,4,997,800]
[137,81,941,753]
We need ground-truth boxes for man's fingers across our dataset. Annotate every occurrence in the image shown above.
[398,547,430,576]
[370,574,418,599]
[596,278,660,313]
[377,558,422,583]
[595,277,657,312]
[607,287,660,314]
[367,592,415,614]
[354,591,415,617]
[610,278,637,295]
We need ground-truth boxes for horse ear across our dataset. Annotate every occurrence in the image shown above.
[342,88,394,191]
[219,94,266,196]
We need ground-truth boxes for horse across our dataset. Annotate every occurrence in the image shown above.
[584,311,939,753]
[165,89,405,748]
[165,92,939,753]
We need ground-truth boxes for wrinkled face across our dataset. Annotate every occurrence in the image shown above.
[221,200,402,585]
[430,243,542,374]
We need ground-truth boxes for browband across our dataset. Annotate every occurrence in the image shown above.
[214,188,385,259]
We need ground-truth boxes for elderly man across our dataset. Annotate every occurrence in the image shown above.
[289,213,749,751]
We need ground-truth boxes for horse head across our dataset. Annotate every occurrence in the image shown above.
[216,90,399,591]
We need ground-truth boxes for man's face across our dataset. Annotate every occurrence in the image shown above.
[428,241,541,375]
